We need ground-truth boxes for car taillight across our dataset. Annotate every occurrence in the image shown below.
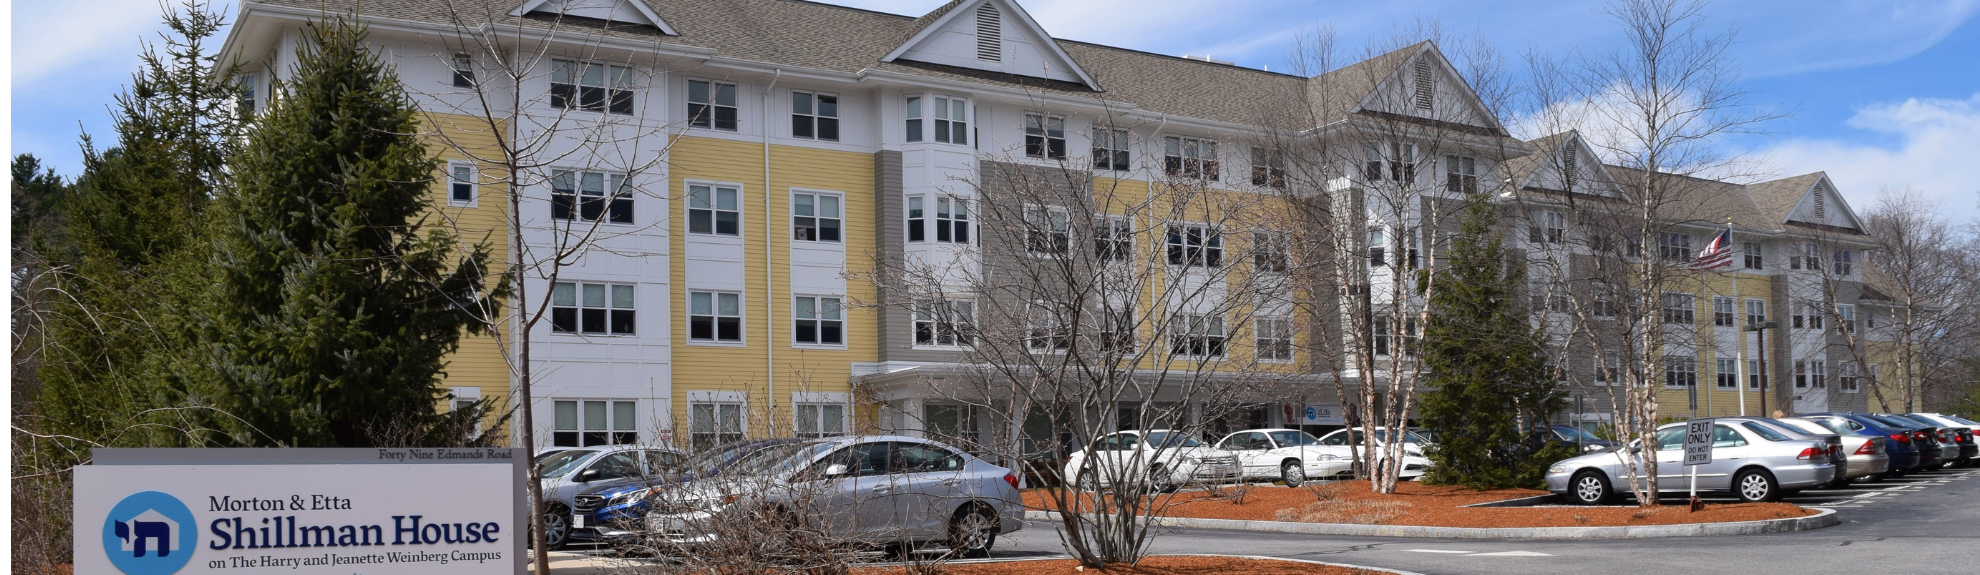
[1939,430,1954,442]
[1830,445,1844,459]
[1003,473,1019,489]
[1913,430,1930,443]
[1796,446,1825,460]
[1890,433,1910,444]
[1854,441,1877,455]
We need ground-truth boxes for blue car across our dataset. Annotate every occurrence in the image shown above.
[570,439,802,545]
[1804,413,1923,475]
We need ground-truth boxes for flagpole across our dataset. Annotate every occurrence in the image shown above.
[1731,219,1747,417]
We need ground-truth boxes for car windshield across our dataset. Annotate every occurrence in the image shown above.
[678,442,779,478]
[1144,432,1203,449]
[536,450,596,478]
[725,441,833,476]
[1867,415,1919,429]
[1742,422,1790,441]
[1752,418,1816,437]
[1950,415,1980,426]
[1778,419,1831,435]
[1374,429,1431,444]
[1555,427,1602,442]
[1804,417,1855,435]
[1268,430,1323,446]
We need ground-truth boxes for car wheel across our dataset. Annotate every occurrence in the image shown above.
[1281,461,1306,487]
[1077,470,1100,493]
[947,505,999,559]
[539,507,571,550]
[1569,470,1612,505]
[1733,469,1778,502]
[1148,465,1178,493]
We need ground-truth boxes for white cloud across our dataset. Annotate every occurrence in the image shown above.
[1761,93,1980,222]
[11,0,166,84]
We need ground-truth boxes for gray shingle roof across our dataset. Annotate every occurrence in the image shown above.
[1603,165,1769,230]
[245,0,1447,127]
[1743,172,1824,225]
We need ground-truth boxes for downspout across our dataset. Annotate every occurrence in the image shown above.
[764,69,782,436]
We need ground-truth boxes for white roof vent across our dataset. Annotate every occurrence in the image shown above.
[1182,54,1236,66]
[975,4,1001,61]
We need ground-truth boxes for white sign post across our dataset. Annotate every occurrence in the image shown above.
[75,448,526,575]
[1682,419,1715,511]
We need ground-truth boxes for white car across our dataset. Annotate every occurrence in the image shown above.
[1064,430,1240,492]
[1315,427,1434,479]
[1214,429,1352,486]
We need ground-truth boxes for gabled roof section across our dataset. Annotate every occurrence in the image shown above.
[1603,165,1766,228]
[1307,42,1508,135]
[511,0,676,35]
[1749,172,1865,232]
[882,0,1099,90]
[1506,131,1625,199]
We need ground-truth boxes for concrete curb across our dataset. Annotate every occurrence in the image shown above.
[1022,507,1840,539]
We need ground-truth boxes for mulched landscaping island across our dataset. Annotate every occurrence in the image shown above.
[858,556,1388,575]
[1024,481,1814,528]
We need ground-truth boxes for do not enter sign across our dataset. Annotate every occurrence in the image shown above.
[1683,418,1715,466]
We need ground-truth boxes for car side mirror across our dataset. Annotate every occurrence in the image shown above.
[822,464,849,477]
[575,468,601,483]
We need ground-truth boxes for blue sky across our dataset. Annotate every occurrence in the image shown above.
[12,0,1980,221]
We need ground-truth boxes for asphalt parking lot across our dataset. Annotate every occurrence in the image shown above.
[543,467,1980,575]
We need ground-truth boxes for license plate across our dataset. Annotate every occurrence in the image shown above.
[574,515,586,529]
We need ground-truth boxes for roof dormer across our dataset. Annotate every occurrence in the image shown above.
[512,0,676,35]
[883,0,1098,90]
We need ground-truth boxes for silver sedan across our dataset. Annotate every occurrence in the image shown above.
[1545,417,1837,504]
[1779,416,1889,485]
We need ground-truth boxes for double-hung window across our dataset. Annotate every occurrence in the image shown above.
[1749,358,1766,390]
[1252,230,1289,273]
[1027,304,1069,351]
[1366,227,1386,267]
[1163,136,1218,180]
[689,400,744,451]
[1797,303,1825,330]
[1529,210,1565,244]
[1385,143,1417,185]
[933,96,967,144]
[686,79,738,130]
[1839,362,1860,392]
[1255,317,1294,362]
[551,282,636,335]
[792,192,841,242]
[553,60,634,115]
[1093,128,1130,170]
[1023,205,1070,256]
[1833,250,1853,276]
[1794,360,1808,389]
[553,399,637,447]
[1665,356,1697,389]
[1811,360,1827,388]
[1595,352,1619,386]
[793,295,844,346]
[1661,293,1695,324]
[452,53,475,88]
[1444,155,1477,193]
[913,300,975,347]
[1716,358,1739,389]
[1095,216,1132,262]
[1165,224,1222,267]
[688,291,743,343]
[688,184,741,236]
[904,196,970,244]
[1025,113,1065,159]
[1791,242,1822,271]
[795,403,846,439]
[1169,314,1226,358]
[791,91,839,141]
[1251,147,1286,189]
[1746,299,1767,325]
[905,96,924,142]
[1743,242,1764,269]
[1837,304,1856,333]
[239,73,257,113]
[1713,296,1736,327]
[1099,309,1135,353]
[1658,232,1692,261]
[448,161,477,205]
[1592,282,1619,318]
[551,170,633,223]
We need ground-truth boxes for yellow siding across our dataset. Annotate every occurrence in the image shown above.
[421,112,515,428]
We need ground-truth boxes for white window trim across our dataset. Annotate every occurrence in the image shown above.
[447,160,479,207]
[686,289,747,347]
[1023,203,1072,258]
[686,392,747,450]
[684,180,746,239]
[1165,221,1225,269]
[1024,111,1067,160]
[790,188,846,244]
[685,77,740,131]
[1254,316,1295,363]
[551,397,641,447]
[551,59,636,116]
[1168,312,1229,360]
[911,298,976,350]
[792,294,848,349]
[792,392,851,438]
[789,89,840,142]
[550,281,638,336]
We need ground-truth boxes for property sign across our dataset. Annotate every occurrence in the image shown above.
[1299,404,1343,425]
[1683,419,1716,466]
[75,448,525,575]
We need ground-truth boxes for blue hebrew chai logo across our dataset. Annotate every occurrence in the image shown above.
[101,491,196,575]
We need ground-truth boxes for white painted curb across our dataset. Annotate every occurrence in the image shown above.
[1022,507,1840,539]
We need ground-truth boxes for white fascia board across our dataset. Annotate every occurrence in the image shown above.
[509,0,678,36]
[1810,173,1868,231]
[1348,45,1509,137]
[879,0,1099,90]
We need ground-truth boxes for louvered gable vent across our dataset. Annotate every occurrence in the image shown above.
[1413,59,1433,110]
[975,4,1002,61]
[1813,185,1826,218]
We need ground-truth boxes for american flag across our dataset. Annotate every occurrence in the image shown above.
[1691,227,1734,270]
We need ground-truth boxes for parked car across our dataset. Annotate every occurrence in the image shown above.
[1066,430,1240,492]
[1903,413,1977,465]
[1314,427,1435,479]
[642,436,1024,557]
[1213,429,1352,486]
[1530,425,1618,453]
[1864,414,1949,470]
[533,446,687,549]
[571,440,799,546]
[1803,413,1924,475]
[1778,417,1889,486]
[1544,417,1837,504]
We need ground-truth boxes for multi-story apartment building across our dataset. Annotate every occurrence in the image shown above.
[219,0,1900,450]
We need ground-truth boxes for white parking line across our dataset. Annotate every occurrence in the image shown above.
[1470,551,1555,557]
[1405,549,1475,554]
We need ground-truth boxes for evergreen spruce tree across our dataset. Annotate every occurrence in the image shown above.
[200,17,500,446]
[1419,200,1567,490]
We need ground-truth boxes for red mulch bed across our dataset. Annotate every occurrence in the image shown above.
[858,556,1388,574]
[1024,481,1813,528]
